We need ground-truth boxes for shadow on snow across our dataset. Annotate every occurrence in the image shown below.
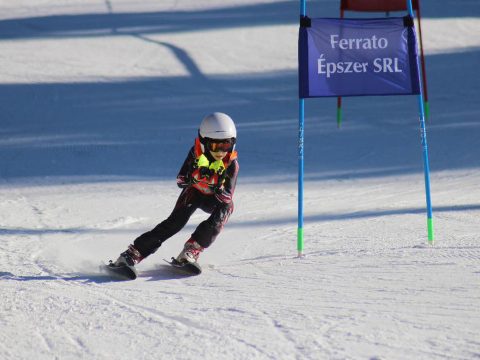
[0,0,479,184]
[0,50,479,182]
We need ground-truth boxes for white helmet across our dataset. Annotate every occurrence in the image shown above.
[199,112,236,140]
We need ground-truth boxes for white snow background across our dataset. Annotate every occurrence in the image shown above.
[1,0,479,359]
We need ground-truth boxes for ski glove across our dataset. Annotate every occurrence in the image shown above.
[177,154,208,188]
[176,175,190,188]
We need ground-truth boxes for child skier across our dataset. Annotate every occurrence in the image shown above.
[111,112,239,272]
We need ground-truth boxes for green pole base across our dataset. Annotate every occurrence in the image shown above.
[427,217,434,244]
[424,101,430,121]
[337,108,342,128]
[297,227,304,256]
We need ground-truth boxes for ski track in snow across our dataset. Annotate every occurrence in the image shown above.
[1,0,480,359]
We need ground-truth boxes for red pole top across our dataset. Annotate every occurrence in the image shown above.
[340,0,419,12]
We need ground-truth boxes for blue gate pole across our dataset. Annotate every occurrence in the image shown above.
[407,0,434,244]
[298,0,307,257]
[298,99,305,257]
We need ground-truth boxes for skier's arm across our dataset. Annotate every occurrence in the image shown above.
[214,159,239,204]
[176,147,196,188]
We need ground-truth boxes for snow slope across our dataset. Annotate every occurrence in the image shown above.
[1,0,479,359]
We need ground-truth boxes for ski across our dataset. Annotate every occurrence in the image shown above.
[102,261,138,280]
[164,257,202,275]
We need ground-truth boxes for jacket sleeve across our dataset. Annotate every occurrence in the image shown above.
[214,159,239,204]
[176,147,196,188]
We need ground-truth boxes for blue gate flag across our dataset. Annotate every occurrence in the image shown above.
[299,17,420,98]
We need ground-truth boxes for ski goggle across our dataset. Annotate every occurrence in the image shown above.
[204,138,236,152]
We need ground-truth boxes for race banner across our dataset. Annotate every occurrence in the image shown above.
[299,17,420,98]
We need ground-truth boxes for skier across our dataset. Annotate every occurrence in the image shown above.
[110,112,239,274]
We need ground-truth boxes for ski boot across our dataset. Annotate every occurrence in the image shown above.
[105,245,143,280]
[166,239,203,275]
[114,244,143,267]
[176,238,204,264]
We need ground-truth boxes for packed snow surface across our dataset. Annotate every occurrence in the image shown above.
[1,0,479,359]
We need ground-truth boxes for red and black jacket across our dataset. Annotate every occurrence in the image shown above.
[176,138,239,204]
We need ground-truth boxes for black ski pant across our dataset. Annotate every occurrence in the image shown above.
[133,186,233,258]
